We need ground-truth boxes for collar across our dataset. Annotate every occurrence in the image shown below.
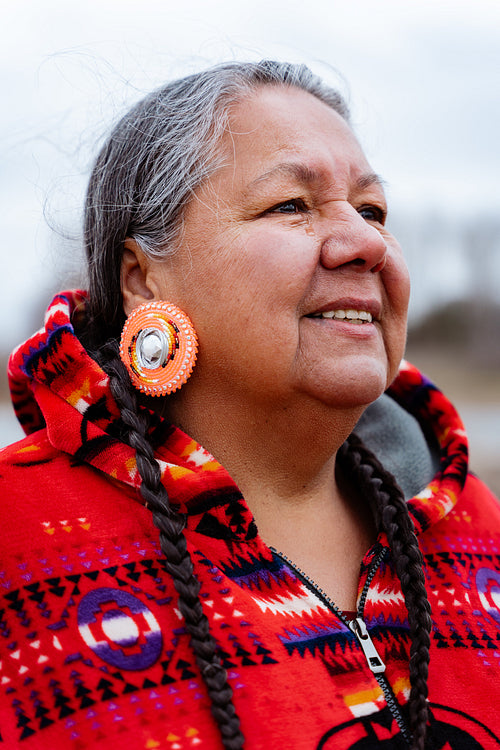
[9,291,468,541]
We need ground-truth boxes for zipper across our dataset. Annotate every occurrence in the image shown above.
[271,544,412,746]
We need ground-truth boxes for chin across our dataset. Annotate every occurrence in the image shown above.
[302,358,392,410]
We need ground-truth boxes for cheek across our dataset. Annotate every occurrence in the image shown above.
[384,250,411,318]
[198,232,318,372]
[382,251,410,380]
[223,228,318,311]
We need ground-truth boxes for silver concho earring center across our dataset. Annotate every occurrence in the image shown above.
[119,301,198,395]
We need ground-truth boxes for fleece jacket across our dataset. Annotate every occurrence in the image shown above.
[1,290,499,749]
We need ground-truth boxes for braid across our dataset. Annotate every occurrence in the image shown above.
[338,433,431,750]
[95,340,431,749]
[98,341,245,750]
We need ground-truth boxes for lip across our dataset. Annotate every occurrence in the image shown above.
[305,298,382,321]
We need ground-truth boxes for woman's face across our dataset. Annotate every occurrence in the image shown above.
[150,85,410,412]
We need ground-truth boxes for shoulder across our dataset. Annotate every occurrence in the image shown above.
[0,429,150,557]
[421,471,500,550]
[0,429,60,489]
[461,471,500,516]
[0,429,90,500]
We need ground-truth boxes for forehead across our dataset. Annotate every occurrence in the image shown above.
[220,85,373,188]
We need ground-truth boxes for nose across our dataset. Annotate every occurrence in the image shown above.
[319,209,388,273]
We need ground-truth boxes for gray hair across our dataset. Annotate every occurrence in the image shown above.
[83,60,350,344]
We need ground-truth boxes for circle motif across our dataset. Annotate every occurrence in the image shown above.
[476,567,500,625]
[77,588,163,670]
[316,703,500,749]
[120,301,198,395]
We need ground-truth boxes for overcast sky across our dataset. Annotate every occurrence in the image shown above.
[2,0,500,353]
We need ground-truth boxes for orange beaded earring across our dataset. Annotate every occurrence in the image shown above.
[119,301,198,396]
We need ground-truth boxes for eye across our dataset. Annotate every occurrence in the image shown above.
[267,198,309,214]
[358,204,386,224]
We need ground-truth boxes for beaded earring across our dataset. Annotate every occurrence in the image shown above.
[119,301,198,395]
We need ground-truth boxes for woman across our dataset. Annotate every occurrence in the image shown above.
[1,61,499,750]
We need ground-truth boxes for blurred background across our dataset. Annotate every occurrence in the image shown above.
[1,0,499,493]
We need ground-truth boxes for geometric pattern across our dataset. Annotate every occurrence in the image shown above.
[423,549,500,662]
[1,291,500,747]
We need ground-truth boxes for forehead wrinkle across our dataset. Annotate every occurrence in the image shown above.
[244,163,386,198]
[246,162,323,194]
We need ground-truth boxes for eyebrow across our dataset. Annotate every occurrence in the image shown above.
[356,172,387,191]
[246,162,386,193]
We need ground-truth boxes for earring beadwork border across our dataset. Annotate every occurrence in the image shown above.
[119,301,198,395]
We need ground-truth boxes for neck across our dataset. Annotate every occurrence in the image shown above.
[167,389,376,610]
[167,386,365,506]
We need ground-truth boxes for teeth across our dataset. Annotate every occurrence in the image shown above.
[312,309,373,323]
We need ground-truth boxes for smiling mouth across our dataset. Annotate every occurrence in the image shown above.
[307,309,373,324]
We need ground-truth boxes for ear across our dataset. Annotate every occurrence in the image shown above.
[121,239,156,316]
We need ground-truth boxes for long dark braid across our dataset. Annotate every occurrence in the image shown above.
[338,433,432,750]
[99,334,430,749]
[98,341,244,750]
[78,59,435,749]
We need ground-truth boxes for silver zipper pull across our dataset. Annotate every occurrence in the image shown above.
[348,617,386,674]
